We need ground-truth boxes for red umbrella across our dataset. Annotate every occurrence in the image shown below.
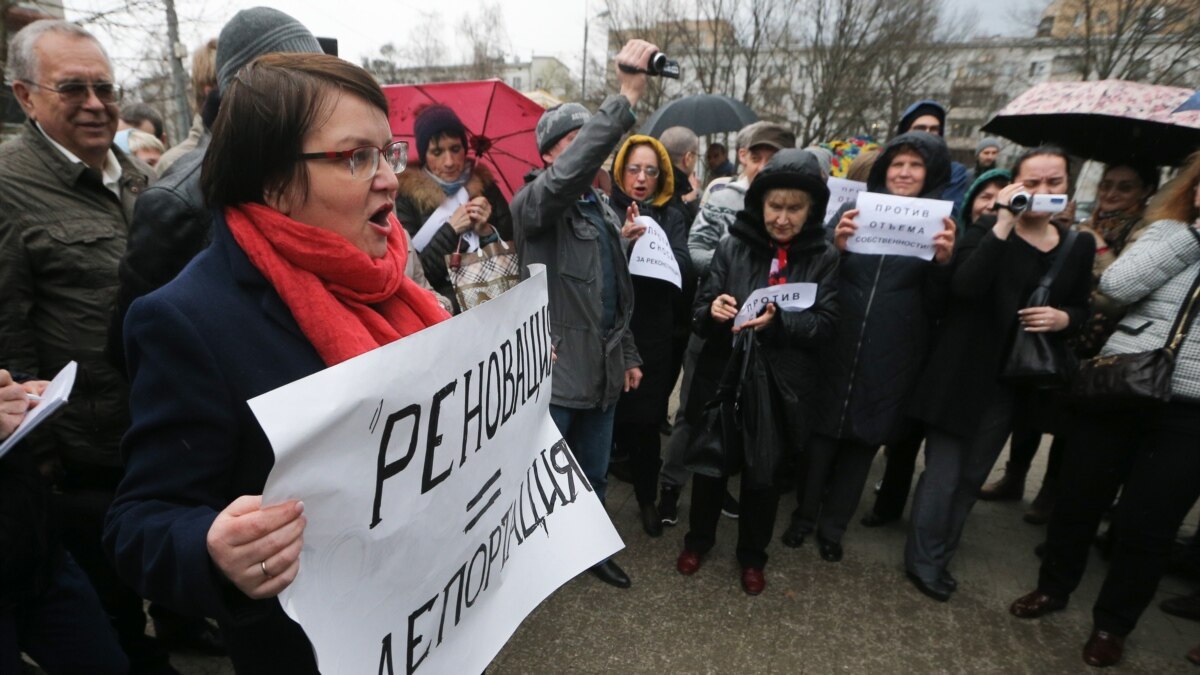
[382,80,546,200]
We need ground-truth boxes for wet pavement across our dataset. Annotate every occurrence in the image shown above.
[159,436,1199,674]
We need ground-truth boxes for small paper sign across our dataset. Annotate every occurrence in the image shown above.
[628,215,682,290]
[824,177,867,224]
[733,283,818,328]
[847,192,952,260]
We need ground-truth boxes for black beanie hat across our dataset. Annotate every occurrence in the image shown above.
[414,105,469,164]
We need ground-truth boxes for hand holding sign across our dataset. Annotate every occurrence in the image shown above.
[834,209,859,252]
[206,495,306,600]
[735,302,777,332]
[629,216,682,289]
[732,283,819,329]
[932,216,956,264]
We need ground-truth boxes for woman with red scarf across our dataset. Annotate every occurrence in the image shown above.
[674,149,839,595]
[104,53,448,674]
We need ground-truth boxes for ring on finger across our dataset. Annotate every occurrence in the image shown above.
[261,560,273,578]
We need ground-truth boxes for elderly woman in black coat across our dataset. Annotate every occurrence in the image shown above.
[779,132,956,563]
[905,147,1094,602]
[675,149,839,595]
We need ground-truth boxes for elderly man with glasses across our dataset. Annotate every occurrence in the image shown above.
[0,19,172,673]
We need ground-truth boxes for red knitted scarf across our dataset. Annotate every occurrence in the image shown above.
[225,203,449,366]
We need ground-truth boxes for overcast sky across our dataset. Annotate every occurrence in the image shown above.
[67,0,1038,83]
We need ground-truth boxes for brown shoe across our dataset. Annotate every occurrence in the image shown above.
[676,549,701,576]
[1010,590,1067,618]
[980,472,1026,501]
[1082,629,1124,668]
[741,567,765,595]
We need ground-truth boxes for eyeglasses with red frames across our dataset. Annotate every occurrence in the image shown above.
[299,140,408,180]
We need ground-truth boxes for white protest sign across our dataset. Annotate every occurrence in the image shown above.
[733,283,819,329]
[823,177,867,224]
[847,192,952,261]
[628,215,682,289]
[0,361,76,460]
[253,268,623,675]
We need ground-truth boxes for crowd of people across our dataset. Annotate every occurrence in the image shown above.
[1,6,1199,674]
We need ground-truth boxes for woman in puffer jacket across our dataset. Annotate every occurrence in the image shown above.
[675,149,839,596]
[779,132,957,563]
[1009,149,1200,670]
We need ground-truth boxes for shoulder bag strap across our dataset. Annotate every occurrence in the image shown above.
[1037,229,1079,289]
[1164,264,1200,353]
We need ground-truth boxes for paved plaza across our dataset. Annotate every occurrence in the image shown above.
[159,437,1199,675]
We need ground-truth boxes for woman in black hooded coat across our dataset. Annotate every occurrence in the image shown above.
[780,132,957,562]
[675,149,839,596]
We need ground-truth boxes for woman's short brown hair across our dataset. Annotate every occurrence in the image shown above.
[202,52,388,208]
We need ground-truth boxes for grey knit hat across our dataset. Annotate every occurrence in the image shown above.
[216,7,322,94]
[976,137,1002,154]
[536,103,591,155]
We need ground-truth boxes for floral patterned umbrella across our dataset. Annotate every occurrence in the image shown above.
[981,80,1200,167]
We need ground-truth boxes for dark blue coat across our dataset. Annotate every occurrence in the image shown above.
[104,213,322,674]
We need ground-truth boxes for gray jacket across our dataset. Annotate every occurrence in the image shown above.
[511,95,641,410]
[687,176,747,277]
[1100,219,1200,402]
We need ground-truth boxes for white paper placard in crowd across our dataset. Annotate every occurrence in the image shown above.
[0,361,76,460]
[628,215,682,289]
[733,283,819,328]
[823,177,867,224]
[254,268,623,675]
[847,192,952,261]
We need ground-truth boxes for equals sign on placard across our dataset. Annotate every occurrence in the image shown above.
[464,469,502,534]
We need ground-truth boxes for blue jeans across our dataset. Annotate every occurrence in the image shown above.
[550,404,617,503]
[0,552,129,675]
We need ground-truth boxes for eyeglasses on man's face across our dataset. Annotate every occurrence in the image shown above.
[299,140,408,180]
[624,164,660,178]
[24,80,123,105]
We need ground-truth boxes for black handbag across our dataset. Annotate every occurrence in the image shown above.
[1001,230,1079,389]
[1071,268,1200,408]
[683,332,751,479]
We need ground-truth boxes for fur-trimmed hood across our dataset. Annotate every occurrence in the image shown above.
[394,162,498,216]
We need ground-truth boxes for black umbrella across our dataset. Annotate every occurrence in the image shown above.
[638,94,759,137]
[981,80,1200,167]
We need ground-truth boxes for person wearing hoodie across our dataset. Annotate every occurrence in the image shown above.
[655,121,796,527]
[394,104,513,313]
[779,133,957,563]
[674,149,839,595]
[904,146,1094,602]
[862,167,1011,527]
[609,136,692,537]
[895,100,970,213]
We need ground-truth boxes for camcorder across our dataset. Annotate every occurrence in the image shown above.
[1005,192,1068,215]
[618,52,681,79]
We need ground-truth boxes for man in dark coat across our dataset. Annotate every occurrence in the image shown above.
[0,19,172,672]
